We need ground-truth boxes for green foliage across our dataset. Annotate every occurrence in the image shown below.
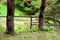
[15,8,25,15]
[15,0,39,15]
[44,20,56,32]
[0,2,25,16]
[56,0,60,4]
[0,0,59,33]
[15,24,38,34]
[29,26,38,32]
[0,25,5,34]
[44,26,55,32]
[45,0,60,27]
[45,0,60,16]
[0,3,7,16]
[15,25,25,34]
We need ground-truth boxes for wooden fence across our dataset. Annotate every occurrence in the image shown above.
[0,16,60,28]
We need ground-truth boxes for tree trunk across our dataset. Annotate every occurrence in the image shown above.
[6,0,15,34]
[55,21,60,31]
[57,21,60,31]
[39,0,46,31]
[59,21,60,27]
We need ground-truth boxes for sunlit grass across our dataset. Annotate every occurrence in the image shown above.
[15,8,25,16]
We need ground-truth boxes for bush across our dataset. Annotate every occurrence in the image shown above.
[0,25,5,34]
[15,25,26,34]
[44,26,55,32]
[29,26,38,32]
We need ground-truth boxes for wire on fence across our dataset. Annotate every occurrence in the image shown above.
[0,16,60,27]
[32,24,60,26]
[0,16,60,18]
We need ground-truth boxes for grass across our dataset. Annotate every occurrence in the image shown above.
[14,18,30,21]
[0,17,56,33]
[0,18,60,40]
[0,31,60,40]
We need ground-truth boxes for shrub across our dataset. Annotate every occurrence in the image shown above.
[29,26,38,32]
[44,26,55,32]
[0,25,5,34]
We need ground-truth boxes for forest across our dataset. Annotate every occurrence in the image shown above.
[0,0,60,40]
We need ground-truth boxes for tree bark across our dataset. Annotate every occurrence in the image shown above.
[55,21,60,31]
[6,0,15,34]
[59,21,60,27]
[39,0,46,31]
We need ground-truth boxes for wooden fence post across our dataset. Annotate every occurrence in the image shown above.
[30,16,32,29]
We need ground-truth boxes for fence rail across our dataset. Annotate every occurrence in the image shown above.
[0,16,60,27]
[32,24,60,26]
[0,16,60,18]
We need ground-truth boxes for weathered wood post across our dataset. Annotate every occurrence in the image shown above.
[6,0,15,34]
[30,16,32,29]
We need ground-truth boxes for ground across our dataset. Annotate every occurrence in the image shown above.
[0,32,60,40]
[0,17,60,40]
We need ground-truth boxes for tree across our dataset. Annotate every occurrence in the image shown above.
[39,0,46,31]
[45,0,60,31]
[15,0,39,15]
[6,0,15,34]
